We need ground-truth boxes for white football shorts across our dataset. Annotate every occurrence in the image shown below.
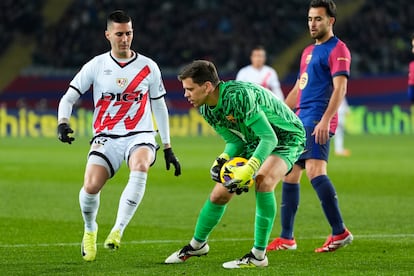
[87,132,158,177]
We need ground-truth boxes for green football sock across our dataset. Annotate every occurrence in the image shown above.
[254,191,277,250]
[193,198,227,242]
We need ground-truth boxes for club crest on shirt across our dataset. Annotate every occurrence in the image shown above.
[159,83,165,92]
[305,54,312,64]
[299,72,308,90]
[226,114,236,123]
[116,78,128,87]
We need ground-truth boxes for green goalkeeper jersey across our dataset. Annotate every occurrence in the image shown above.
[200,80,305,164]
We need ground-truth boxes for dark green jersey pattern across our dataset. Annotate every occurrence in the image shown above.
[200,81,305,167]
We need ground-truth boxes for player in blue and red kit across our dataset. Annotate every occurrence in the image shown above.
[267,0,353,253]
[408,33,414,103]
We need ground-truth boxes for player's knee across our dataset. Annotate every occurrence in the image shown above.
[284,167,302,183]
[305,160,327,179]
[210,185,232,204]
[129,161,150,172]
[305,169,326,180]
[255,174,279,192]
[83,166,109,194]
[83,180,102,194]
[129,145,155,172]
[210,195,230,205]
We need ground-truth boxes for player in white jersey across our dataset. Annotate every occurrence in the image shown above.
[57,10,181,262]
[236,45,284,100]
[334,97,351,156]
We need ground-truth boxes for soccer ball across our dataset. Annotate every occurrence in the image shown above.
[219,157,254,187]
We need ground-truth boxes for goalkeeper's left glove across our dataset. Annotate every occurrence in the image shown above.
[210,153,229,183]
[223,157,261,195]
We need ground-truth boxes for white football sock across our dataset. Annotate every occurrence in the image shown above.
[79,188,100,232]
[252,247,265,260]
[190,238,205,249]
[111,171,147,235]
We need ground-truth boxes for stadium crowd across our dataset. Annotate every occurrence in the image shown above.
[0,0,44,55]
[31,0,310,73]
[338,0,413,77]
[2,0,414,77]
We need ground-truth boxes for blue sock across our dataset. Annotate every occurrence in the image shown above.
[311,175,345,235]
[280,182,299,239]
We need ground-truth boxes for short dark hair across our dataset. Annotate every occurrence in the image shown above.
[310,0,337,18]
[177,60,220,87]
[252,45,265,52]
[107,10,131,27]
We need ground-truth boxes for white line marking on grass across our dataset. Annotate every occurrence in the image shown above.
[1,233,414,248]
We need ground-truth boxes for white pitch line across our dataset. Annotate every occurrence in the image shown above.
[0,234,413,248]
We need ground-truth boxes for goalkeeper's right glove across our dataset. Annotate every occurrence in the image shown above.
[210,153,229,183]
[57,123,75,144]
[223,157,260,195]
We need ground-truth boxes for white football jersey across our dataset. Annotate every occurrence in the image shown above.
[236,65,284,100]
[70,51,166,136]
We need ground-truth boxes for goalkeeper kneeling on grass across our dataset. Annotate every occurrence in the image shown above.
[165,60,306,269]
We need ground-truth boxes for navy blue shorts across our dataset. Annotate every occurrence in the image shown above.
[296,126,332,168]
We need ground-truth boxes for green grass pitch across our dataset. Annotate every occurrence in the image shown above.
[1,134,413,275]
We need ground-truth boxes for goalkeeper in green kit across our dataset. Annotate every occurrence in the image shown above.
[165,60,305,269]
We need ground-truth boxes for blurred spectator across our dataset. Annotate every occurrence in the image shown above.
[236,45,284,100]
[35,98,48,112]
[408,32,414,103]
[16,97,28,109]
[334,98,351,157]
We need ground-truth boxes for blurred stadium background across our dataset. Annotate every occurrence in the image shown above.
[1,2,414,274]
[0,0,413,137]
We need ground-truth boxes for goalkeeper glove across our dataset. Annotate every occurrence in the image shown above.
[210,153,229,183]
[57,123,75,144]
[223,157,260,195]
[164,148,181,176]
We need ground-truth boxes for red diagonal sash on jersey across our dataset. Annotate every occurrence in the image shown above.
[124,92,148,129]
[94,65,151,133]
[260,71,271,89]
